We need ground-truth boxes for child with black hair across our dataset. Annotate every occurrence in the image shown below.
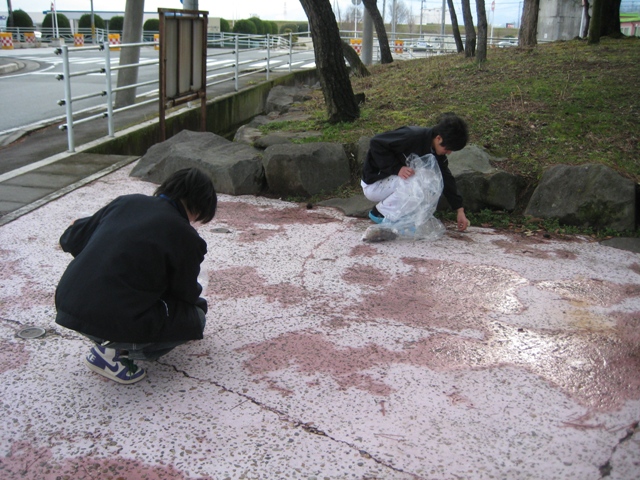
[55,168,217,384]
[361,112,471,231]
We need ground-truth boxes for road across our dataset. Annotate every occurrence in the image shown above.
[0,46,316,135]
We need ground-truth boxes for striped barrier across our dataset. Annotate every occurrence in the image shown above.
[394,40,404,54]
[1,32,14,50]
[74,34,85,47]
[349,38,362,55]
[154,33,159,51]
[24,32,36,47]
[108,33,121,51]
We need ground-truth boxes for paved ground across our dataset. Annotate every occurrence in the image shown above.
[0,164,639,479]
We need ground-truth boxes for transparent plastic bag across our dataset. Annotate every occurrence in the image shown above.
[365,153,445,242]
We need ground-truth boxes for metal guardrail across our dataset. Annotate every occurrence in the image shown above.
[54,32,315,152]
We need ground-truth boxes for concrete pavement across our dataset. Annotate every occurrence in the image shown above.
[1,164,639,479]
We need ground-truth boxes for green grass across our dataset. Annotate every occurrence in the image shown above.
[261,37,640,237]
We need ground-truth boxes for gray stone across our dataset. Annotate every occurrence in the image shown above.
[265,85,313,114]
[456,170,528,212]
[318,194,375,218]
[600,237,640,254]
[525,164,636,232]
[356,136,371,170]
[130,130,265,196]
[233,125,262,145]
[448,145,499,176]
[254,134,292,149]
[262,143,350,197]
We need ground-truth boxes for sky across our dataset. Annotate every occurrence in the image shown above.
[7,0,541,28]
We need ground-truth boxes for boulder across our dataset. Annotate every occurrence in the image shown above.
[318,194,376,218]
[262,143,350,197]
[265,85,313,114]
[455,171,529,212]
[356,136,372,171]
[525,164,636,231]
[254,134,292,149]
[130,130,265,196]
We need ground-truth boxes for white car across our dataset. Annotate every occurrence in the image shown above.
[497,40,517,48]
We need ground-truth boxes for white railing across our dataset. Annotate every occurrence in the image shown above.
[55,32,315,152]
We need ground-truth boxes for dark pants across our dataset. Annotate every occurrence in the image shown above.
[84,306,206,361]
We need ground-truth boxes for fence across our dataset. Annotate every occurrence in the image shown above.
[55,32,315,152]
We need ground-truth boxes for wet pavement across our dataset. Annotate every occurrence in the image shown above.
[1,165,639,479]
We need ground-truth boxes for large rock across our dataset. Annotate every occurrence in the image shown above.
[525,164,636,231]
[130,130,265,195]
[262,143,350,197]
[265,85,313,114]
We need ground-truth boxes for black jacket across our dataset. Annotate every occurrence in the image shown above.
[55,194,208,343]
[362,126,464,210]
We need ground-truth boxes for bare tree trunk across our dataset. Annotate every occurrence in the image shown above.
[342,40,371,77]
[600,0,622,37]
[6,0,13,28]
[519,0,540,47]
[447,0,464,53]
[588,0,603,44]
[581,0,591,38]
[299,0,359,123]
[460,0,476,57]
[115,0,144,108]
[476,0,488,62]
[362,0,393,64]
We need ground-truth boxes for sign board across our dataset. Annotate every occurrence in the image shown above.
[158,8,208,140]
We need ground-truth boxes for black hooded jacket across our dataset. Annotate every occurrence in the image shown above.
[361,126,464,210]
[55,194,208,343]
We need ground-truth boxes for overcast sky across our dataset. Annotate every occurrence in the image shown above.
[10,0,531,28]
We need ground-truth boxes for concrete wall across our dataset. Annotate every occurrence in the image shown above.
[538,0,583,41]
[85,69,319,157]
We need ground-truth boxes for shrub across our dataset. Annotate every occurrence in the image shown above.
[78,13,105,30]
[248,17,265,35]
[268,21,279,35]
[233,19,257,35]
[220,18,230,33]
[279,23,298,35]
[108,16,124,32]
[43,13,71,29]
[143,18,159,32]
[10,9,33,29]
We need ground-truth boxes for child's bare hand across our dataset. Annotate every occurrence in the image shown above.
[398,166,415,179]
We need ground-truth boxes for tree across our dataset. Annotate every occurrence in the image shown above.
[143,18,159,32]
[447,0,464,53]
[600,0,622,37]
[460,0,476,57]
[475,0,488,62]
[519,0,540,47]
[362,0,393,64]
[109,15,124,32]
[248,17,265,34]
[115,0,144,109]
[11,9,33,29]
[220,18,230,33]
[233,19,257,34]
[342,40,371,77]
[43,12,71,29]
[298,0,359,123]
[79,13,105,30]
[588,0,603,43]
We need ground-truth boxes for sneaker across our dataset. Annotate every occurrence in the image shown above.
[368,207,384,224]
[85,345,146,384]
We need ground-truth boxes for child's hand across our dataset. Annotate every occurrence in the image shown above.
[398,166,415,179]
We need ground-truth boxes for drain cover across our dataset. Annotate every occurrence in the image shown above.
[17,327,46,339]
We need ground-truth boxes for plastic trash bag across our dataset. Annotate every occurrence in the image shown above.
[363,153,445,242]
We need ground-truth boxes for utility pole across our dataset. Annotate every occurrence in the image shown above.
[419,0,424,36]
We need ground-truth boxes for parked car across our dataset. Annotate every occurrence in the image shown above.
[498,40,518,48]
[404,41,433,51]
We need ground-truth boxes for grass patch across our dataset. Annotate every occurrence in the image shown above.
[261,38,640,238]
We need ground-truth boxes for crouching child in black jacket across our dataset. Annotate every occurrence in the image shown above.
[55,168,217,384]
